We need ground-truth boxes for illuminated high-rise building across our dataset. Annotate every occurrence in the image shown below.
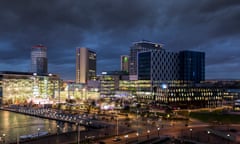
[31,44,48,74]
[76,47,96,84]
[120,55,129,73]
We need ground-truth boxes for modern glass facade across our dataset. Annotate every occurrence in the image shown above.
[138,52,151,80]
[129,40,163,77]
[179,51,205,83]
[0,71,60,105]
[155,84,223,109]
[137,49,204,84]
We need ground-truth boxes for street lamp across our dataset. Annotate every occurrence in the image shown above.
[147,130,150,139]
[57,125,60,135]
[207,130,210,142]
[189,129,192,139]
[37,128,40,137]
[48,128,51,134]
[124,135,128,144]
[2,133,6,144]
[76,123,80,144]
[227,134,230,144]
[136,132,139,142]
[157,127,160,136]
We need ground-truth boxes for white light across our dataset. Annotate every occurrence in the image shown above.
[162,84,167,89]
[101,72,107,75]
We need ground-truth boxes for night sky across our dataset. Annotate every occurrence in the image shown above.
[0,0,239,80]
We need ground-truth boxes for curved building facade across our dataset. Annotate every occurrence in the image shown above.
[31,44,48,74]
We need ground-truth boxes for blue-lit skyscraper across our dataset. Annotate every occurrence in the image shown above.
[31,44,48,74]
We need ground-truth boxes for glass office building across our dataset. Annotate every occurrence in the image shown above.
[0,71,60,105]
[155,84,223,109]
[129,40,163,79]
[179,51,205,83]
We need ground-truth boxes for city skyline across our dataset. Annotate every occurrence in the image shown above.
[0,0,239,80]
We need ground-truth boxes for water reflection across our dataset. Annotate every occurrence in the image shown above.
[0,110,74,143]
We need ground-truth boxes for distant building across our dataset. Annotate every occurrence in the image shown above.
[129,40,163,79]
[179,50,205,83]
[76,48,96,84]
[120,55,129,73]
[31,44,48,74]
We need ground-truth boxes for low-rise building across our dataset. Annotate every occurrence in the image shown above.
[0,71,60,105]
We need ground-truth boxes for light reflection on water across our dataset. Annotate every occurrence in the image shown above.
[0,110,74,143]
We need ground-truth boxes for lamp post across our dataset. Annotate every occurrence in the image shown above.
[57,125,60,135]
[189,128,192,139]
[157,127,160,136]
[116,112,119,137]
[37,128,40,137]
[207,130,210,142]
[124,134,128,144]
[147,130,150,139]
[76,123,80,144]
[136,132,139,142]
[2,133,6,144]
[227,134,230,144]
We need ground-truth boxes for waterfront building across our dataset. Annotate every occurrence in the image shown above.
[119,80,152,100]
[0,71,60,105]
[99,71,129,98]
[179,50,205,83]
[31,44,48,74]
[120,55,129,73]
[154,82,224,109]
[129,40,163,80]
[76,48,96,84]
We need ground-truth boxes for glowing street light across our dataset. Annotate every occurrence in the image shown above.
[57,125,60,135]
[124,135,128,144]
[207,130,210,142]
[157,127,160,136]
[147,130,150,139]
[227,134,230,144]
[37,128,40,137]
[2,133,6,144]
[136,132,139,142]
[189,128,192,139]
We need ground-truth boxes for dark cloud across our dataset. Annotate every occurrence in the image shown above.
[0,0,239,79]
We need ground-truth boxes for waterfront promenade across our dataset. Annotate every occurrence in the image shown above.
[0,106,133,144]
[2,106,240,144]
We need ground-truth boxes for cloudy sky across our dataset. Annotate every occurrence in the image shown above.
[0,0,239,80]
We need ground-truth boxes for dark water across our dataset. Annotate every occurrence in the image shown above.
[0,110,73,143]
